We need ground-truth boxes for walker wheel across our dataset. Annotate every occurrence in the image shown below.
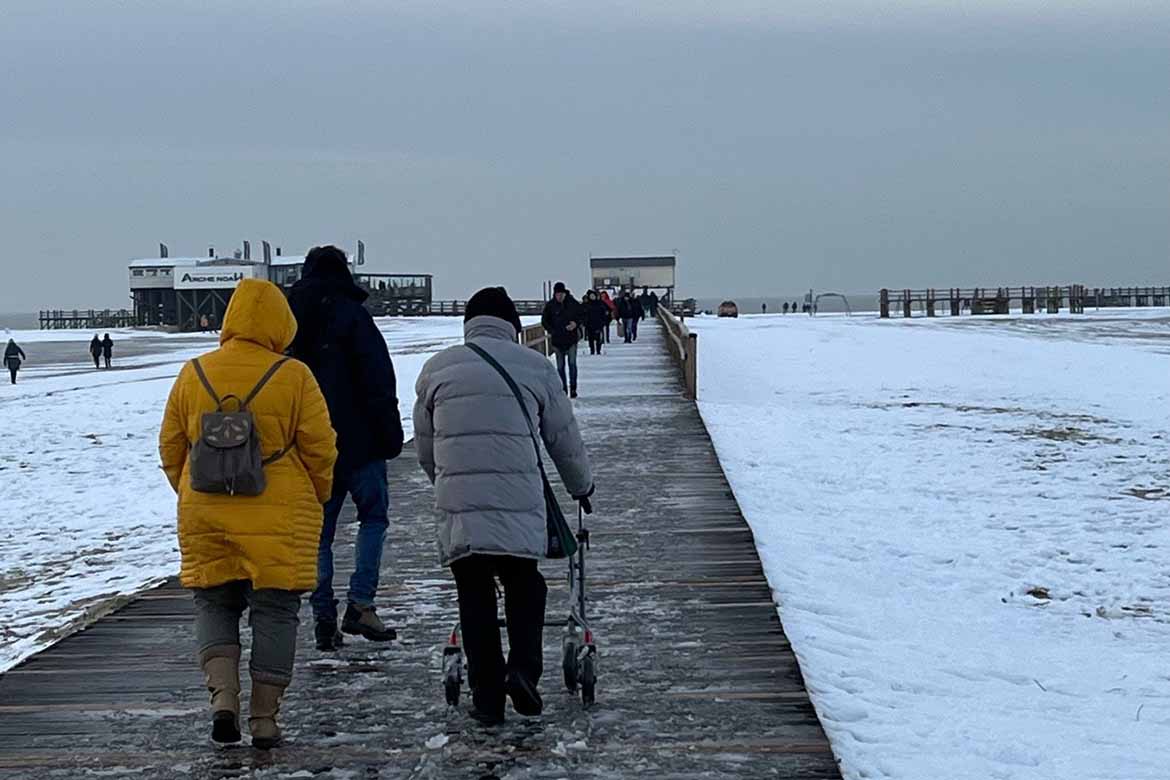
[581,653,596,708]
[562,641,579,692]
[445,678,461,707]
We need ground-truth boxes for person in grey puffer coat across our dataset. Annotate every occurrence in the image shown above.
[414,286,594,725]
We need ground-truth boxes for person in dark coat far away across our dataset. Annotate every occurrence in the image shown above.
[541,282,584,398]
[414,286,595,725]
[639,287,653,320]
[583,289,609,356]
[599,290,617,343]
[288,245,404,651]
[89,335,102,368]
[648,290,659,317]
[101,334,114,368]
[5,339,26,384]
[617,290,643,343]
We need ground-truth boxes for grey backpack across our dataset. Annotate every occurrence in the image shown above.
[188,357,291,496]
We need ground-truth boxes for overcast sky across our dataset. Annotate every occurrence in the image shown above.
[1,0,1166,309]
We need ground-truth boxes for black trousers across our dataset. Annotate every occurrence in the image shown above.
[587,329,603,354]
[451,554,547,715]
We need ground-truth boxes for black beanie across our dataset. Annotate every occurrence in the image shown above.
[303,245,352,281]
[465,287,522,333]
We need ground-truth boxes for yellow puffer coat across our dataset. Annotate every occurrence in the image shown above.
[159,278,338,591]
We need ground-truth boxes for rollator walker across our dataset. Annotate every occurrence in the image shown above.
[443,505,598,709]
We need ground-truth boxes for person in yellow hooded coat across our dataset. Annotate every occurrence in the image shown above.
[159,278,337,749]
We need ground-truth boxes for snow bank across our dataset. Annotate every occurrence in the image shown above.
[0,317,468,672]
[689,311,1170,780]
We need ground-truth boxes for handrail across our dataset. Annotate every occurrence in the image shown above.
[520,322,551,356]
[657,307,698,400]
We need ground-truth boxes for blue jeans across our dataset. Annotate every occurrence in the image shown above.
[310,459,389,621]
[554,343,578,392]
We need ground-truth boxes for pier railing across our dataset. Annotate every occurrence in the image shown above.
[878,285,1170,318]
[520,322,551,356]
[39,309,138,330]
[657,307,698,400]
[426,300,546,317]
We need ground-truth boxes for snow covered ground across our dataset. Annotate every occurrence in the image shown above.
[0,317,471,673]
[689,310,1170,780]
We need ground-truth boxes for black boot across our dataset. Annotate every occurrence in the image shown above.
[469,687,506,726]
[506,673,543,716]
[314,618,344,651]
[570,387,578,399]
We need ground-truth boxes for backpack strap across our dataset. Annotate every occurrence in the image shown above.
[241,358,291,410]
[190,358,222,409]
[261,445,291,466]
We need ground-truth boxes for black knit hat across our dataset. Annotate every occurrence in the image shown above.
[465,287,522,333]
[553,281,567,294]
[303,245,352,281]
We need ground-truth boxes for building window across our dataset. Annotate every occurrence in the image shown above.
[132,269,145,277]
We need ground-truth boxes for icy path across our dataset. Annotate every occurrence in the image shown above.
[0,318,467,673]
[689,311,1170,780]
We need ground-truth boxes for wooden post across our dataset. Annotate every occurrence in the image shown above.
[902,290,912,318]
[685,332,698,401]
[879,288,890,319]
[926,289,936,317]
[950,289,960,316]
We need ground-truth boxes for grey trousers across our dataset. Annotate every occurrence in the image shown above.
[192,581,301,686]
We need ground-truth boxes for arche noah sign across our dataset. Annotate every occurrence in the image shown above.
[173,266,258,290]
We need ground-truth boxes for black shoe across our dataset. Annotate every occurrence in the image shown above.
[506,674,543,717]
[468,704,505,726]
[570,389,578,399]
[342,604,397,642]
[211,710,241,744]
[314,619,344,651]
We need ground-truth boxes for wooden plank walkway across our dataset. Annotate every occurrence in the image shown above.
[0,321,841,779]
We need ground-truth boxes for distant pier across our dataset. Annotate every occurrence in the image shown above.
[879,285,1170,318]
[38,309,137,330]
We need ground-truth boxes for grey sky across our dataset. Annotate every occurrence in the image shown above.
[1,0,1166,310]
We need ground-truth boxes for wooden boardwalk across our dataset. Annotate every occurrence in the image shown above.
[0,321,841,779]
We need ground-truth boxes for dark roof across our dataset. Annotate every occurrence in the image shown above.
[589,256,676,269]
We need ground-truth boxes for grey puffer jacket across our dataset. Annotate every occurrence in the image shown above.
[414,316,594,566]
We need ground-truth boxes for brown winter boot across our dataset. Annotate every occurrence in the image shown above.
[199,646,241,744]
[248,681,287,750]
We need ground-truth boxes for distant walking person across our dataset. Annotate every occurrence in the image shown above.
[783,302,789,314]
[541,282,583,397]
[89,335,102,368]
[618,290,642,343]
[648,290,660,317]
[414,287,595,725]
[158,278,338,749]
[101,334,114,368]
[762,302,767,314]
[288,245,405,651]
[5,339,26,384]
[600,291,618,343]
[583,290,608,356]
